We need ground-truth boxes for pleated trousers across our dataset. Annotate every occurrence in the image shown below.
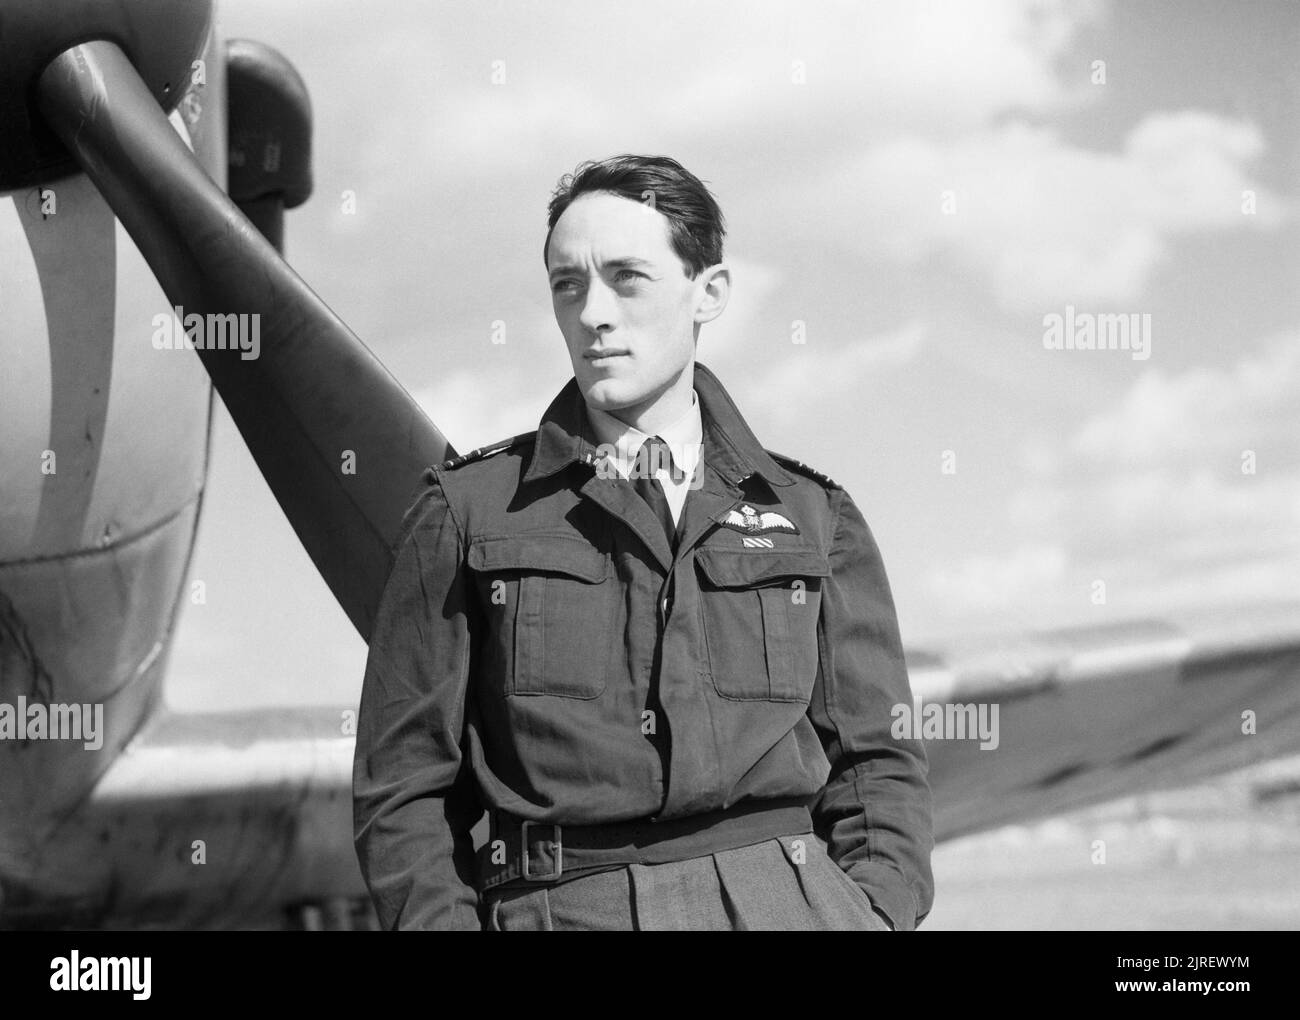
[482,833,894,931]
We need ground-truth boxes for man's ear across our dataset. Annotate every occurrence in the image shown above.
[693,263,730,325]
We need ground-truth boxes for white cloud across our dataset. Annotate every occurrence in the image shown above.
[929,333,1300,623]
[813,112,1285,311]
[1072,335,1300,466]
[412,0,1103,169]
[727,321,929,427]
[927,543,1068,615]
[408,337,563,454]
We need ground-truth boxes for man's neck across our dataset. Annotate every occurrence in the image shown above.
[603,360,696,435]
[586,385,703,495]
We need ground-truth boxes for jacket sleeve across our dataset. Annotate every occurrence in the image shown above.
[352,473,484,930]
[807,485,935,931]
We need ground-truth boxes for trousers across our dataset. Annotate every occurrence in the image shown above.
[481,833,894,931]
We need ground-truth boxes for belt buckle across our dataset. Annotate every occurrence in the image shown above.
[520,820,562,881]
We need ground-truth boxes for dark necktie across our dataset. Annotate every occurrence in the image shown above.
[632,436,677,549]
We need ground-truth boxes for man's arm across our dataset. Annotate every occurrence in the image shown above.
[353,474,483,930]
[807,486,935,931]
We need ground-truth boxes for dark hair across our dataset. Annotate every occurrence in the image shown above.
[543,154,726,279]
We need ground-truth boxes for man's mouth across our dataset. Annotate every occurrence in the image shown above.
[584,349,629,363]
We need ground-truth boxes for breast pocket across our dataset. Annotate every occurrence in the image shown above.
[694,547,829,703]
[468,533,614,699]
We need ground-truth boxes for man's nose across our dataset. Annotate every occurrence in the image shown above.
[577,278,617,333]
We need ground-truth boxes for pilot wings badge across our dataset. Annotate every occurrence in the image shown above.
[718,504,800,548]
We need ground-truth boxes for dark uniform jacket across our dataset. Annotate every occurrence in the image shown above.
[353,361,934,930]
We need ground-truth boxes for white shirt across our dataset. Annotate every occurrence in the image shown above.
[586,388,704,526]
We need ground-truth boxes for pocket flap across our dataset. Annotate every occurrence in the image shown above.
[468,533,609,582]
[695,547,830,587]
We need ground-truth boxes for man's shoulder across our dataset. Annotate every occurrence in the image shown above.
[424,431,538,483]
[764,449,843,491]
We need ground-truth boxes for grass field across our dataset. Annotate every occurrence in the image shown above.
[923,757,1300,930]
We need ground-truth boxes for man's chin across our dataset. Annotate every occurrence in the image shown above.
[579,376,646,414]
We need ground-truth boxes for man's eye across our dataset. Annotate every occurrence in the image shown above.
[552,280,578,294]
[614,270,643,283]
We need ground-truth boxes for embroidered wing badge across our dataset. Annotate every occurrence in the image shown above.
[718,504,800,548]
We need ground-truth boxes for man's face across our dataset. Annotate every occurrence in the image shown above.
[547,191,718,422]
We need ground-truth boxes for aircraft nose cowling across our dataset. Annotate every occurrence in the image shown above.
[0,0,213,193]
[225,38,314,254]
[33,35,456,641]
[226,39,313,211]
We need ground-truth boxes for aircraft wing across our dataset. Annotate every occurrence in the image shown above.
[8,601,1298,927]
[913,602,1300,841]
[4,705,367,930]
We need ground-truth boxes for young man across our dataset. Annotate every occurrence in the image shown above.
[353,154,934,931]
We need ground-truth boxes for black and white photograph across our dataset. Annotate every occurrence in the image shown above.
[0,0,1296,967]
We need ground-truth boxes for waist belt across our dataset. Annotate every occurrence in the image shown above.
[477,797,814,892]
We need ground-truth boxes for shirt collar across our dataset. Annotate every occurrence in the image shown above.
[586,388,703,480]
[522,361,795,488]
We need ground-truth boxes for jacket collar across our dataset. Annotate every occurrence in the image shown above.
[521,361,795,488]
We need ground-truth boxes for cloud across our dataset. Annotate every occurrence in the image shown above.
[931,333,1300,623]
[723,321,929,429]
[1048,333,1300,556]
[927,542,1068,616]
[812,111,1285,311]
[1071,335,1300,467]
[407,322,565,453]
[407,0,1104,170]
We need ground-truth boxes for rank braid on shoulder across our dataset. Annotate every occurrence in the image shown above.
[433,431,535,473]
[766,449,841,489]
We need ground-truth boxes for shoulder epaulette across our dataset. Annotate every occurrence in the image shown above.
[433,431,535,472]
[766,450,841,489]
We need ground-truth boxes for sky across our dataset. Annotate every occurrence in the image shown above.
[169,0,1299,711]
